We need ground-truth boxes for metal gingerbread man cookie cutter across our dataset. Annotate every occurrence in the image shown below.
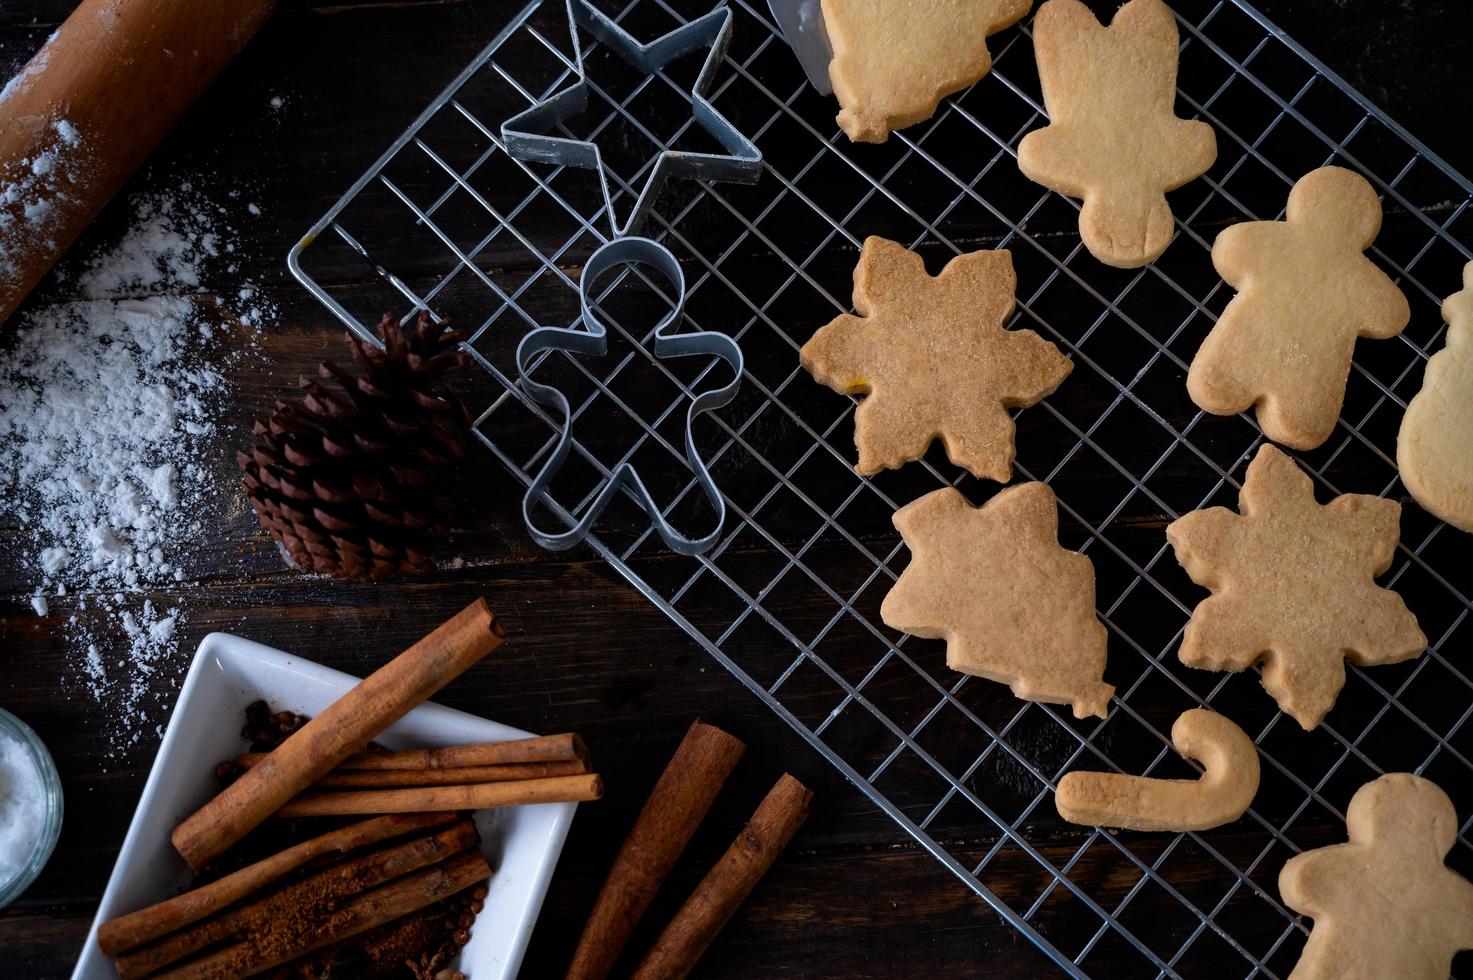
[500,1,761,554]
[515,237,744,554]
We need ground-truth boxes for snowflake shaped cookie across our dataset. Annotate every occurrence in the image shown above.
[799,237,1072,482]
[1166,444,1426,729]
[881,483,1113,719]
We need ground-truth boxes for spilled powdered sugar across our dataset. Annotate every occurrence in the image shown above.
[1,182,272,753]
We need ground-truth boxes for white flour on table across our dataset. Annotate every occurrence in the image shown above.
[1,182,272,754]
[0,117,81,284]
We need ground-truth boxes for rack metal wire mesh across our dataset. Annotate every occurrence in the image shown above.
[289,1,1473,975]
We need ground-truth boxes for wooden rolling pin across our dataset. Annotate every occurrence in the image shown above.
[0,0,276,326]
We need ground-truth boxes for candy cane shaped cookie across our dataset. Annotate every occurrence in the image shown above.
[1055,709,1258,831]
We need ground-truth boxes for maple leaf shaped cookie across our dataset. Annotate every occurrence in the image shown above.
[799,237,1072,482]
[881,483,1113,719]
[1017,0,1216,268]
[1279,773,1473,980]
[822,0,1032,143]
[1398,261,1473,532]
[1187,166,1411,450]
[1166,445,1426,730]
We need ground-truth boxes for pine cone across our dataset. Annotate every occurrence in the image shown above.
[239,312,471,580]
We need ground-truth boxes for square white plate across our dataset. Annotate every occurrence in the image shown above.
[72,632,576,979]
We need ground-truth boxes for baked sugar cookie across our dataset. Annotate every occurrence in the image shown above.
[1187,167,1410,450]
[799,237,1071,482]
[822,0,1032,143]
[881,483,1113,719]
[1398,261,1473,532]
[1055,708,1258,831]
[1280,773,1473,980]
[1166,444,1426,730]
[1018,0,1216,268]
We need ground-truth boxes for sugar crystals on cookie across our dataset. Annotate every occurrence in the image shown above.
[1186,166,1410,450]
[881,483,1113,719]
[1018,0,1216,268]
[1166,444,1426,730]
[799,237,1071,482]
[823,0,1032,143]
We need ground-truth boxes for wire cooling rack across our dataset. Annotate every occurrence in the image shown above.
[289,1,1473,975]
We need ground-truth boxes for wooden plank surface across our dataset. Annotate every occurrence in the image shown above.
[2,1,1472,977]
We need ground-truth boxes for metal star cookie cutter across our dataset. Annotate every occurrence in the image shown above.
[516,236,743,554]
[501,0,762,238]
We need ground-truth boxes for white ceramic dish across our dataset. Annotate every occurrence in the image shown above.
[72,632,576,980]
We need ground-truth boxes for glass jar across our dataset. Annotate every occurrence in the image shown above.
[0,708,63,909]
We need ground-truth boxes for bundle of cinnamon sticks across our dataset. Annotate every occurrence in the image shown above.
[98,813,490,979]
[98,599,604,979]
[223,732,599,818]
[165,599,600,862]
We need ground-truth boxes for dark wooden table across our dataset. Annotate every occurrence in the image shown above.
[3,1,1471,977]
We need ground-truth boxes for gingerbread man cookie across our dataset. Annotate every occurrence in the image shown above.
[1056,708,1259,831]
[799,237,1071,482]
[881,483,1113,719]
[1187,167,1410,450]
[1280,773,1473,980]
[1398,261,1473,533]
[1166,444,1426,729]
[1018,0,1216,268]
[822,0,1032,143]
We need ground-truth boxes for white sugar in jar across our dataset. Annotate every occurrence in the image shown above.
[0,709,62,907]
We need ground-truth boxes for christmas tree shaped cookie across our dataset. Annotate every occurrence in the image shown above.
[799,237,1072,482]
[882,483,1113,719]
[1280,773,1473,980]
[822,0,1032,143]
[1398,261,1473,532]
[1018,0,1216,268]
[1166,444,1426,729]
[1187,167,1410,450]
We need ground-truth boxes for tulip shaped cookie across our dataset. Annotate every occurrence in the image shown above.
[1280,773,1473,980]
[823,0,1032,143]
[800,237,1071,482]
[882,483,1113,719]
[1056,709,1258,831]
[1167,445,1426,729]
[1187,167,1410,449]
[1018,0,1216,268]
[1398,262,1473,532]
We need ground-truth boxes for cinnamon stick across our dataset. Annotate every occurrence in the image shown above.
[294,760,589,789]
[154,849,491,979]
[117,820,478,979]
[172,599,505,869]
[272,773,603,818]
[98,812,457,956]
[566,720,746,980]
[233,733,587,771]
[631,774,813,980]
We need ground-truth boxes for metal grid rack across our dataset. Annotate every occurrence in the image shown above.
[289,1,1473,975]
